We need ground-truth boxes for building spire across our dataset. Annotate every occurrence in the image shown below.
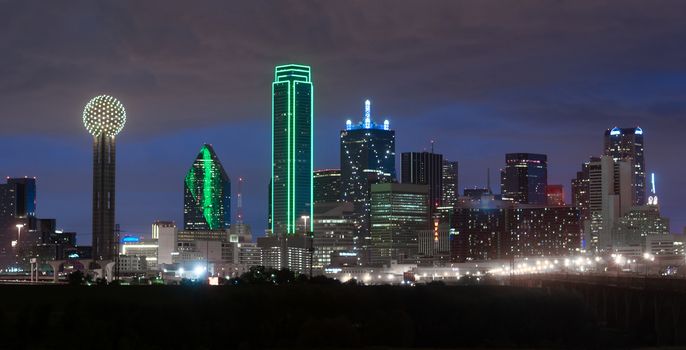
[487,168,492,194]
[651,172,656,194]
[648,172,659,206]
[237,177,244,225]
[364,99,371,129]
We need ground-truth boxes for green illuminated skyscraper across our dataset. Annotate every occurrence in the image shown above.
[184,144,231,231]
[271,64,313,235]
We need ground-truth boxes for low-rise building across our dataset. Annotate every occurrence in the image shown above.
[121,239,158,270]
[117,255,147,274]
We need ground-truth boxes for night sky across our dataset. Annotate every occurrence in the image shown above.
[1,1,685,243]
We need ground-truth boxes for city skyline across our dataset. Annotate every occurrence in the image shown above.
[1,1,685,243]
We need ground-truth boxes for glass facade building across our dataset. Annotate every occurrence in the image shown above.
[401,151,444,211]
[312,202,356,268]
[0,178,36,220]
[500,153,548,205]
[340,100,395,250]
[184,144,231,231]
[571,158,594,222]
[271,64,313,235]
[313,169,341,204]
[0,178,37,266]
[370,183,429,265]
[442,160,459,207]
[340,100,396,202]
[612,205,670,247]
[450,199,581,262]
[604,127,646,206]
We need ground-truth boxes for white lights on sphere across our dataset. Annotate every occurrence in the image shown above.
[83,95,126,137]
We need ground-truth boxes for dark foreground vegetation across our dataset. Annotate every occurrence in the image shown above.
[0,282,636,349]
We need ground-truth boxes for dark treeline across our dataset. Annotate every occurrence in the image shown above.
[67,266,483,287]
[0,282,633,349]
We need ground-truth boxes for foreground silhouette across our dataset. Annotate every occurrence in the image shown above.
[0,275,636,349]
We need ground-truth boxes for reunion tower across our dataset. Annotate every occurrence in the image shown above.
[83,95,126,261]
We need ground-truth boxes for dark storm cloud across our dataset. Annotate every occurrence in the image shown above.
[0,0,685,236]
[1,0,684,135]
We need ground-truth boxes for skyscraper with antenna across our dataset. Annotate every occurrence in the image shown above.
[604,126,646,206]
[230,176,252,242]
[340,99,395,252]
[236,177,243,225]
[401,148,443,213]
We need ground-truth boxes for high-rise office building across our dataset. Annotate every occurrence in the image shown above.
[271,64,313,235]
[370,183,429,265]
[612,172,669,249]
[184,144,231,231]
[83,95,126,261]
[450,198,580,262]
[604,127,646,205]
[586,155,632,251]
[612,206,670,247]
[0,177,37,266]
[340,99,395,250]
[442,160,459,207]
[450,200,508,263]
[312,202,356,269]
[417,219,451,263]
[313,169,342,204]
[230,177,252,243]
[401,151,443,212]
[257,235,312,274]
[571,158,594,222]
[340,99,396,196]
[0,178,36,220]
[500,153,547,205]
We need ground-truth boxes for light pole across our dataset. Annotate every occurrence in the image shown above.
[643,252,654,278]
[15,223,24,245]
[300,215,310,234]
[301,215,313,278]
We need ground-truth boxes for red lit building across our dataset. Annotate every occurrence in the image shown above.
[546,184,565,206]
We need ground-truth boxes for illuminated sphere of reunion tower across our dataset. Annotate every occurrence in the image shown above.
[83,95,126,137]
[83,95,126,266]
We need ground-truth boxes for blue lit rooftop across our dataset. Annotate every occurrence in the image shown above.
[608,126,643,136]
[345,99,391,131]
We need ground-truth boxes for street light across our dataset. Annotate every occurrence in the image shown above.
[300,215,313,278]
[300,215,310,233]
[612,254,625,277]
[643,252,655,278]
[15,224,24,247]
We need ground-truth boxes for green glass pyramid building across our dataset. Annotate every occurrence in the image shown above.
[184,144,231,230]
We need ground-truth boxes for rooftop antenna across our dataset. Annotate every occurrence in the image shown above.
[236,177,244,225]
[648,172,658,206]
[487,168,492,194]
[651,172,656,194]
[364,99,371,129]
[430,140,435,153]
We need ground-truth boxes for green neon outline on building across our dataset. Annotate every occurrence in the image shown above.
[271,64,313,235]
